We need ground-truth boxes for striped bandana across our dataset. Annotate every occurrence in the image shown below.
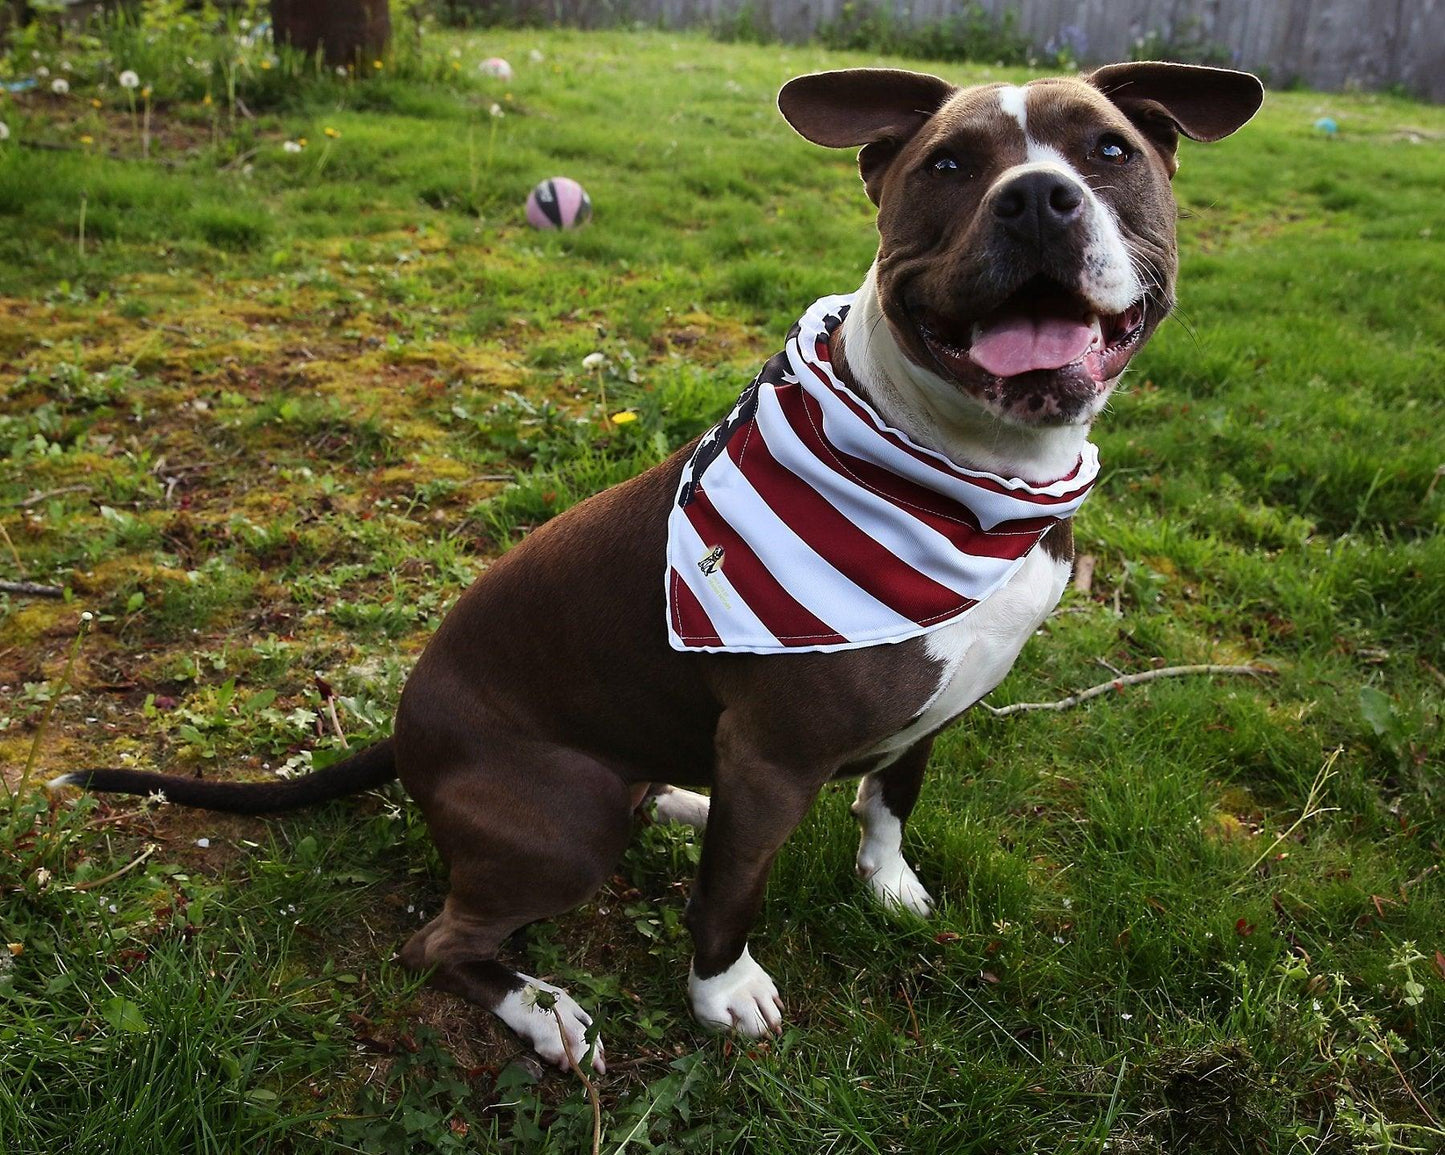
[666,294,1100,654]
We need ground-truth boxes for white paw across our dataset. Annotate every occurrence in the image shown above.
[859,854,935,918]
[688,946,783,1038]
[651,787,710,829]
[495,975,606,1074]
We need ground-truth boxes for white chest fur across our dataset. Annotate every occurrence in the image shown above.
[862,547,1072,764]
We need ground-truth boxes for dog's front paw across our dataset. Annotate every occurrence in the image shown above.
[859,855,935,918]
[496,976,606,1075]
[688,947,784,1038]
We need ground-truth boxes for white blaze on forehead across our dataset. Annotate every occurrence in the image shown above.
[984,85,1144,315]
[997,85,1029,133]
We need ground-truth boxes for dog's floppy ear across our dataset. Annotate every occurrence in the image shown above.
[778,69,954,205]
[1088,62,1264,176]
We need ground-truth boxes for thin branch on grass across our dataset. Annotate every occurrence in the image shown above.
[552,1006,602,1155]
[0,521,23,573]
[7,484,92,508]
[979,664,1276,718]
[1241,748,1341,880]
[9,613,90,814]
[69,843,158,891]
[899,983,923,1045]
[218,146,260,172]
[0,580,65,599]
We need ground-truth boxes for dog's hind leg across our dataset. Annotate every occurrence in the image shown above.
[852,739,935,917]
[399,745,633,1073]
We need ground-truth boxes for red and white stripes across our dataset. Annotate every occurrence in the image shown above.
[667,294,1099,653]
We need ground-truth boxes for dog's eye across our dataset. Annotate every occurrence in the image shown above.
[928,152,962,176]
[1090,133,1133,165]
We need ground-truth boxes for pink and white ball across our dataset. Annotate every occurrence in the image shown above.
[526,178,592,230]
[479,57,512,81]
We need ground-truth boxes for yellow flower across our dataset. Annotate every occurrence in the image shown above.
[610,411,639,425]
[297,136,307,146]
[323,126,339,138]
[504,92,513,102]
[141,86,151,97]
[203,93,212,105]
[89,98,102,108]
[79,134,94,145]
[260,59,271,70]
[451,60,460,70]
[373,59,383,70]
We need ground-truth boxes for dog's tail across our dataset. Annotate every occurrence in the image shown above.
[47,738,398,815]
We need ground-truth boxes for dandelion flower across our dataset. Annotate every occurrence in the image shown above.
[488,102,504,119]
[119,70,139,89]
[283,140,303,153]
[90,97,102,108]
[0,122,9,142]
[141,86,151,98]
[203,92,212,106]
[296,137,307,146]
[582,352,607,370]
[260,59,272,70]
[323,126,340,138]
[79,134,94,145]
[51,77,69,95]
[610,411,638,425]
[373,59,383,70]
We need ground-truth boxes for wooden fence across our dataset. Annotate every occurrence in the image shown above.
[458,0,1445,98]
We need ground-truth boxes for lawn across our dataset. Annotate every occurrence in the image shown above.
[2,18,1443,1155]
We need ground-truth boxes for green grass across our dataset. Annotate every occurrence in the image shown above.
[2,22,1443,1155]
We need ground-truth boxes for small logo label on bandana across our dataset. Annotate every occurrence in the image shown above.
[697,545,725,576]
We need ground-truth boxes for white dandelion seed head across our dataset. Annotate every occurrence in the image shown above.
[282,140,302,153]
[0,122,9,142]
[529,49,544,63]
[80,611,93,622]
[119,70,139,89]
[37,65,50,78]
[51,78,70,95]
[488,102,504,119]
[582,352,607,370]
[195,837,210,848]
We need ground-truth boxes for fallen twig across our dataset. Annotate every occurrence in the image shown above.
[219,146,260,172]
[8,484,92,509]
[69,843,158,891]
[552,1005,602,1155]
[979,664,1276,718]
[1242,749,1341,880]
[0,580,65,598]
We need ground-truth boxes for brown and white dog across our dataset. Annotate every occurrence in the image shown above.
[55,63,1263,1072]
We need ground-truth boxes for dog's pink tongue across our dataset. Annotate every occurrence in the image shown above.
[968,313,1094,377]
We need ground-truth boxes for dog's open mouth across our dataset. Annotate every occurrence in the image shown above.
[914,278,1146,405]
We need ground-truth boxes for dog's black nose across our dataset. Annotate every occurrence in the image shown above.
[991,170,1085,245]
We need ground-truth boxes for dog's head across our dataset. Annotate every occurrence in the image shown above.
[779,64,1263,428]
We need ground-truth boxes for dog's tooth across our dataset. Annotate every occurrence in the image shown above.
[1088,314,1104,349]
